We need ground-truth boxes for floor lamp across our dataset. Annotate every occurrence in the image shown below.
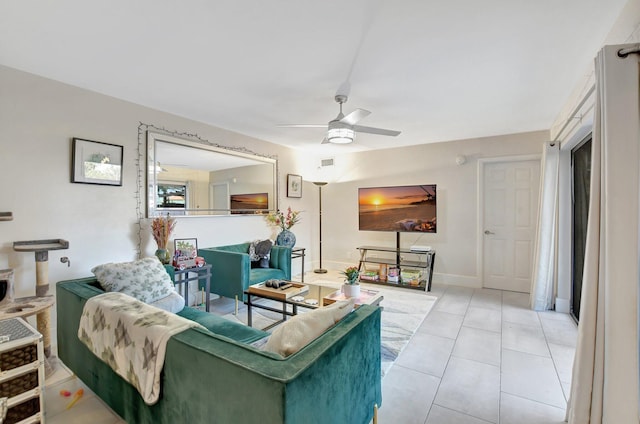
[313,181,328,274]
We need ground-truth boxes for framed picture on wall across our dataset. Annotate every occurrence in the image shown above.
[287,174,302,198]
[71,138,123,186]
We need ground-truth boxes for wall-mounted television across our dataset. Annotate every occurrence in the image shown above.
[230,193,269,214]
[358,184,437,232]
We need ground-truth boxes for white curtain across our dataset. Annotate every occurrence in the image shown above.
[566,44,640,424]
[530,141,559,311]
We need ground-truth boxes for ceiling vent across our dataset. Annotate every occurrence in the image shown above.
[321,158,334,167]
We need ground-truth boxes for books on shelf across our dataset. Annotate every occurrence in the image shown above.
[379,264,388,280]
[387,266,399,283]
[401,269,423,286]
[360,270,380,281]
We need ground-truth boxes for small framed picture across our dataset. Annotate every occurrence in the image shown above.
[287,174,302,198]
[71,138,123,186]
[174,238,199,269]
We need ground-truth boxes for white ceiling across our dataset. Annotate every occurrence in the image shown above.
[156,140,269,171]
[0,0,628,154]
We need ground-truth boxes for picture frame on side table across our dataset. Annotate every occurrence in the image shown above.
[287,174,302,198]
[174,238,199,269]
[71,138,123,186]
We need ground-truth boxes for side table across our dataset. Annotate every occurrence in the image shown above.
[291,247,306,282]
[166,265,212,312]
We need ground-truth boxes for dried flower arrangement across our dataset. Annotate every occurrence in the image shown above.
[151,214,176,250]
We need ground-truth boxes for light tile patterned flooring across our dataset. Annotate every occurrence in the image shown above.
[379,284,577,424]
[45,277,577,423]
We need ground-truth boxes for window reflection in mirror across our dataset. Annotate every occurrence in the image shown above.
[147,132,277,217]
[157,183,187,214]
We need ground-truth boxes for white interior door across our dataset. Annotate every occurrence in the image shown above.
[483,160,540,292]
[209,182,230,215]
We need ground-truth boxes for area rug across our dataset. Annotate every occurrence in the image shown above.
[211,280,437,376]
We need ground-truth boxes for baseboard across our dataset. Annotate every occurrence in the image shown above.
[432,273,481,288]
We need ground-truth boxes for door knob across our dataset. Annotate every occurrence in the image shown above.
[484,230,495,235]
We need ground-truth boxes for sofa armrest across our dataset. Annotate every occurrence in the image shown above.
[269,245,292,279]
[198,247,251,299]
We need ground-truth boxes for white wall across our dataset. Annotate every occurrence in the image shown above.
[297,131,547,287]
[0,65,315,352]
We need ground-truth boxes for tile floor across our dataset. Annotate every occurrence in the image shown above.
[44,276,577,423]
[44,358,125,424]
[378,284,577,424]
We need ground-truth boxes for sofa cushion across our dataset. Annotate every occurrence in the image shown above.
[91,257,176,304]
[177,306,268,344]
[248,268,287,285]
[263,298,355,357]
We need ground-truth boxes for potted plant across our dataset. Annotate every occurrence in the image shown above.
[265,207,301,247]
[341,266,361,298]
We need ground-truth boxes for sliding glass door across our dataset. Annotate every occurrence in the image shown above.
[571,136,592,321]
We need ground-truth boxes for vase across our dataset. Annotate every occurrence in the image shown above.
[155,248,171,265]
[342,283,361,298]
[276,229,296,248]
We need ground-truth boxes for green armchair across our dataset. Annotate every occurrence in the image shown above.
[198,242,291,306]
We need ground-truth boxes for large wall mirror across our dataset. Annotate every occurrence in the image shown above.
[147,132,277,217]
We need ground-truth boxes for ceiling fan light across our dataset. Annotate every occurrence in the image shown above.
[327,127,355,144]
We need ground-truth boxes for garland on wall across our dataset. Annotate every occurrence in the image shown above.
[135,122,278,258]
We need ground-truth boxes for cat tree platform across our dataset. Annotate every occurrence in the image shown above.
[13,239,69,357]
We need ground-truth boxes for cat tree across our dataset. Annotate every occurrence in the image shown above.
[12,238,69,357]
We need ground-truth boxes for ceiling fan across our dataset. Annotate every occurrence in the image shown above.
[279,94,401,144]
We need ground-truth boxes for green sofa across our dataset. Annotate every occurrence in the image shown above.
[56,277,382,424]
[198,243,292,302]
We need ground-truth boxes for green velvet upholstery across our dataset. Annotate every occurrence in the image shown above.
[56,277,382,424]
[198,243,292,301]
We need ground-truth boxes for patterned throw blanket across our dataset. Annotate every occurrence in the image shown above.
[78,292,203,404]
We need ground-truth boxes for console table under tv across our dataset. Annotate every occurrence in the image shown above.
[356,245,435,291]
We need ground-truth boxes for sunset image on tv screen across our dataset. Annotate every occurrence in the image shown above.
[358,184,436,232]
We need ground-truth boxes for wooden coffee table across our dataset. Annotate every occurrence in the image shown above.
[245,281,383,330]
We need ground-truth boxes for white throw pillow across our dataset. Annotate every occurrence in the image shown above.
[148,290,185,313]
[91,257,176,304]
[263,298,355,357]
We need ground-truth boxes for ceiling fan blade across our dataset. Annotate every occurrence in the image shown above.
[353,125,401,137]
[278,124,327,128]
[340,108,370,125]
[336,80,351,97]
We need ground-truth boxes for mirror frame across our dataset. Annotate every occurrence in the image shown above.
[146,131,278,217]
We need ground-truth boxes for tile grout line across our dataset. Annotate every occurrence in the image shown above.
[500,388,571,412]
[421,285,450,423]
[537,310,571,405]
[427,288,500,423]
[422,285,469,423]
